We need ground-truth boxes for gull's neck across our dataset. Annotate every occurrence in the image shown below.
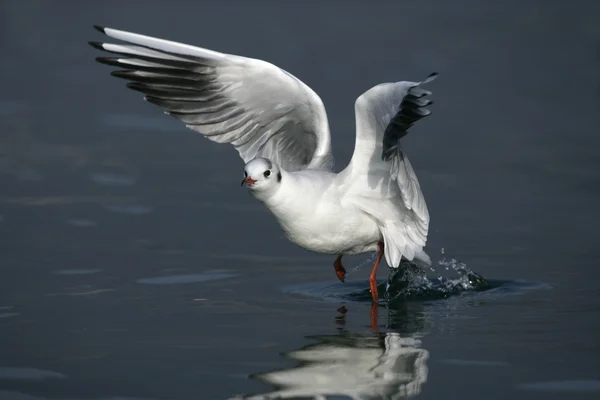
[250,170,292,205]
[250,170,306,220]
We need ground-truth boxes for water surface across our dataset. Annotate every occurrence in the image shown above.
[1,1,599,399]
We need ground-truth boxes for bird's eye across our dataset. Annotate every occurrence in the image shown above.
[264,170,271,178]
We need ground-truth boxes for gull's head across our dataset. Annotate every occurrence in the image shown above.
[241,158,282,192]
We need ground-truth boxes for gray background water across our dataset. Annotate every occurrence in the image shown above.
[1,0,599,399]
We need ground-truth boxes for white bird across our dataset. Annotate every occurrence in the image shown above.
[89,25,436,302]
[232,332,429,400]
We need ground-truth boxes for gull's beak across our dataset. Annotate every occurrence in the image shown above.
[241,176,257,186]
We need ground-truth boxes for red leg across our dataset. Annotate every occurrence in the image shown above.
[333,254,346,282]
[370,302,379,332]
[369,242,384,302]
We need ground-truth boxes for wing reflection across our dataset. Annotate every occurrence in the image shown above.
[235,306,429,400]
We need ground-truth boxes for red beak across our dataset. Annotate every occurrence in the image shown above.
[241,176,257,186]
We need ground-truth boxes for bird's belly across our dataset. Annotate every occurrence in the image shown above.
[279,209,381,255]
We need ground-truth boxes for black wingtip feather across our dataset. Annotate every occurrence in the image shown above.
[88,41,105,51]
[111,70,133,80]
[144,96,161,106]
[95,57,120,67]
[423,72,438,83]
[93,25,106,34]
[380,74,437,162]
[126,82,148,93]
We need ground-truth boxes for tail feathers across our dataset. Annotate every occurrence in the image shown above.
[413,250,432,267]
[381,225,428,268]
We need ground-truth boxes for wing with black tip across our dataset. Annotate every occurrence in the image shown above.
[89,25,333,171]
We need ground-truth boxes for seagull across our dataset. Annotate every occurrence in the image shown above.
[89,25,436,302]
[233,332,429,400]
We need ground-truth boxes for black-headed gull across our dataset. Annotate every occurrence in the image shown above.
[233,332,428,399]
[89,26,436,302]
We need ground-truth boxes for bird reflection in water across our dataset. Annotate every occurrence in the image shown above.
[233,304,429,400]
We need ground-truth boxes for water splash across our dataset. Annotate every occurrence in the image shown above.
[348,249,493,303]
[279,249,541,304]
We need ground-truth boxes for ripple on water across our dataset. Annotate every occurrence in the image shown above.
[11,168,43,182]
[104,205,154,215]
[0,391,159,400]
[53,269,103,275]
[0,100,26,117]
[101,113,180,133]
[90,172,136,187]
[0,367,66,380]
[518,380,600,393]
[136,273,238,285]
[66,218,98,228]
[440,359,510,367]
[281,255,549,304]
[0,313,19,319]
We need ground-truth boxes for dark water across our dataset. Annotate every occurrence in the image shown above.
[1,0,600,399]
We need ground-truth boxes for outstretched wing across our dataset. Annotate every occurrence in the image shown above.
[89,26,333,171]
[340,74,436,267]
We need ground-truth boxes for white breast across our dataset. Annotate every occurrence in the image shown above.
[257,170,382,255]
